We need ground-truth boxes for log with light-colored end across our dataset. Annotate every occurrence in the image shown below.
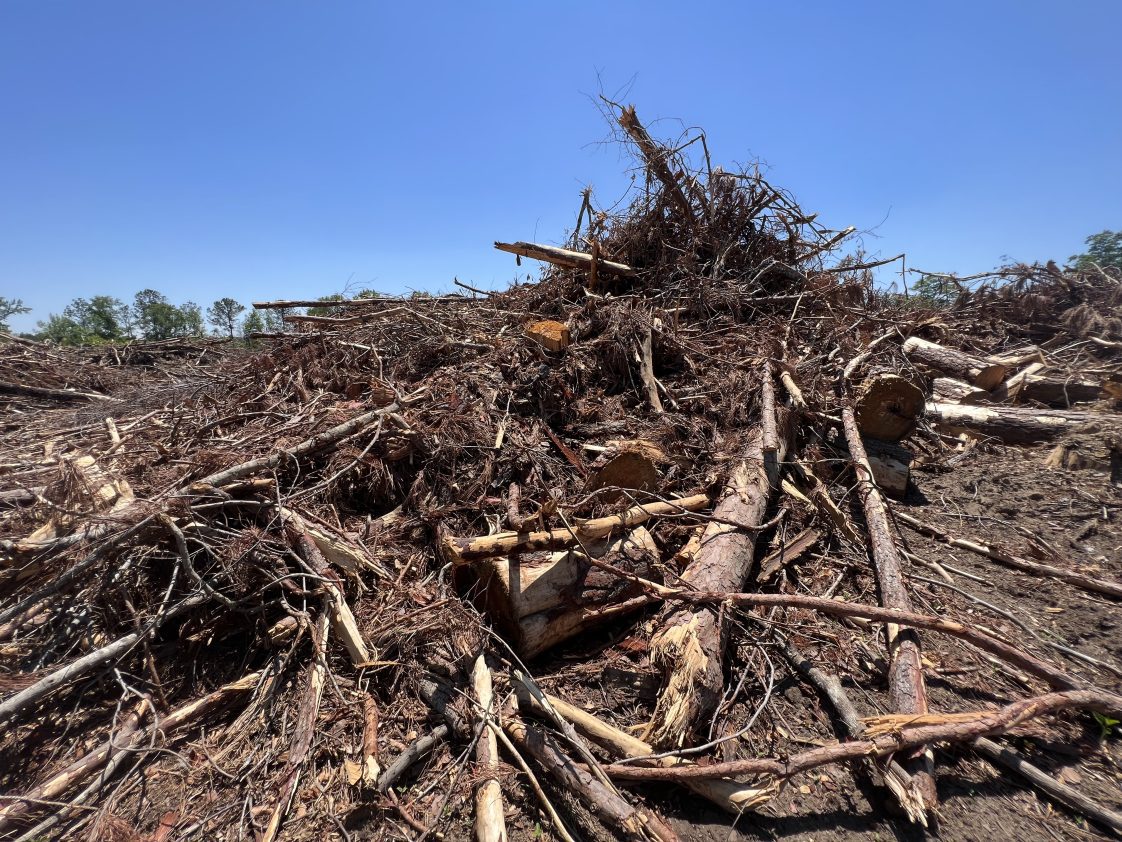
[854,372,924,441]
[902,336,1007,390]
[926,402,1098,443]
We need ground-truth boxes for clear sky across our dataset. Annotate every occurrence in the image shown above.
[2,1,1120,334]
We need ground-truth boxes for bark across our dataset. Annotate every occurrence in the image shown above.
[504,716,680,842]
[926,401,1100,443]
[902,336,1007,390]
[646,410,789,748]
[842,407,936,807]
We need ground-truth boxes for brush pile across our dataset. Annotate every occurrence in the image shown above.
[2,105,1122,842]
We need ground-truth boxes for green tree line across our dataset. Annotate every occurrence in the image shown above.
[5,290,388,345]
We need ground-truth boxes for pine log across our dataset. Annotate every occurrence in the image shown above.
[902,337,1007,390]
[494,241,635,277]
[842,407,935,809]
[932,377,989,405]
[1016,374,1103,407]
[646,411,789,747]
[504,716,680,842]
[989,362,1046,402]
[926,402,1099,443]
[854,372,924,441]
[0,381,119,403]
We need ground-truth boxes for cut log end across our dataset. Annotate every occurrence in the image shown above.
[855,373,924,441]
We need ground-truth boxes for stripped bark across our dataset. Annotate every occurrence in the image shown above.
[646,404,789,747]
[441,493,710,563]
[473,655,508,842]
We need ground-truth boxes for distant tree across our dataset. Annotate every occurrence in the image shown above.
[62,295,128,341]
[908,274,958,308]
[206,298,246,337]
[179,301,206,337]
[0,297,30,333]
[1070,230,1122,270]
[263,309,286,332]
[241,310,265,345]
[133,289,181,340]
[307,294,346,317]
[36,314,90,345]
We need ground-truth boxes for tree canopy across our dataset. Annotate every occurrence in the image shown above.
[1070,230,1122,270]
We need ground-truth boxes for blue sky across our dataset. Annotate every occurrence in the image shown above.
[2,1,1120,334]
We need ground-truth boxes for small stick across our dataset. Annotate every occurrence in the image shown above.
[779,369,807,410]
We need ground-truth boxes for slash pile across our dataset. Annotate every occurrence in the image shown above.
[2,105,1122,842]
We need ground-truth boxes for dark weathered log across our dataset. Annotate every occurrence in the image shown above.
[854,372,924,441]
[1015,374,1103,407]
[646,409,790,748]
[902,337,1007,390]
[842,407,935,808]
[504,716,679,842]
[926,401,1099,443]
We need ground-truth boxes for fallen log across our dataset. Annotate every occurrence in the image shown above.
[902,337,1007,390]
[926,401,1100,443]
[473,655,508,842]
[972,737,1122,836]
[0,381,119,403]
[645,397,790,747]
[494,241,635,277]
[778,637,927,824]
[1015,373,1103,407]
[842,406,935,808]
[527,691,774,814]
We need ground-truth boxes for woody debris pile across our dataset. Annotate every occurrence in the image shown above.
[2,105,1121,841]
